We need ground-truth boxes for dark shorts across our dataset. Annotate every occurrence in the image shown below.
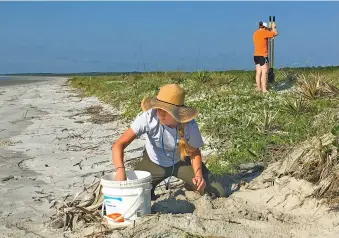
[254,56,269,66]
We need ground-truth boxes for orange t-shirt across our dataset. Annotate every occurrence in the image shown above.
[253,29,276,57]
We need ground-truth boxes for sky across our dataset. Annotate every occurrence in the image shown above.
[0,1,338,74]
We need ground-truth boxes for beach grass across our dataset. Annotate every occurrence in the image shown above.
[69,66,339,175]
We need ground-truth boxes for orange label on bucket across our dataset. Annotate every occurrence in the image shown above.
[107,213,125,222]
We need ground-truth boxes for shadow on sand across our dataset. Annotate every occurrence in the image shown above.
[219,163,265,196]
[151,163,265,215]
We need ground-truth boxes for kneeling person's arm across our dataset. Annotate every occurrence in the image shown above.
[190,148,203,178]
[112,128,137,180]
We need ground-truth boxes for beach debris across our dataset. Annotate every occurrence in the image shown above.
[70,105,120,125]
[48,179,107,232]
[73,160,83,170]
[0,139,22,148]
[2,175,14,182]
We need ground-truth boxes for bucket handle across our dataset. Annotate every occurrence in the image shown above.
[101,188,144,223]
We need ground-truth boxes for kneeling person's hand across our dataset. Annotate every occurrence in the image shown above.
[192,176,206,192]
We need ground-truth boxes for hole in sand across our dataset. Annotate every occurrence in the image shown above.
[152,197,195,214]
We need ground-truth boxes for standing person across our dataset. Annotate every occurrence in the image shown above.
[253,21,279,93]
[112,83,226,200]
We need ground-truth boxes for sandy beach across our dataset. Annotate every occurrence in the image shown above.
[0,77,146,237]
[1,77,339,238]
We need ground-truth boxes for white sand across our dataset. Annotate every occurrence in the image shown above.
[0,78,339,238]
[0,78,145,237]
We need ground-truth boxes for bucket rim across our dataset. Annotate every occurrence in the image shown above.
[101,170,152,187]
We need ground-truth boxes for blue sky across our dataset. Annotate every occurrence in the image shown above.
[0,1,338,74]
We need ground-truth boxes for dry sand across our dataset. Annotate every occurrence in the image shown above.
[0,78,339,238]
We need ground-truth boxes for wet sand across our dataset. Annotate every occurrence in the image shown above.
[0,76,58,87]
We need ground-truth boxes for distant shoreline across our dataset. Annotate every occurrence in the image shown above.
[0,79,48,87]
[0,76,67,87]
[1,65,339,77]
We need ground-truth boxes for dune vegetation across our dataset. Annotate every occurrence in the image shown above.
[69,66,339,176]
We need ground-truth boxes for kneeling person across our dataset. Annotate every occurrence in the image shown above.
[112,83,226,200]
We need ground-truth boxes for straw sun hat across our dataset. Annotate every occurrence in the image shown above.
[141,84,198,123]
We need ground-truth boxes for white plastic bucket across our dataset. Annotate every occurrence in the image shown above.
[100,170,152,225]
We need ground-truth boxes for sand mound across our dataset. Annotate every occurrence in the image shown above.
[273,133,339,208]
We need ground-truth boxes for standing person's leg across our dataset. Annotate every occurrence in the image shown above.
[255,65,262,91]
[261,57,269,93]
[174,158,227,197]
[254,56,262,91]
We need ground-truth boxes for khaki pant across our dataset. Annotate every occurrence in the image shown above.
[135,150,226,198]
